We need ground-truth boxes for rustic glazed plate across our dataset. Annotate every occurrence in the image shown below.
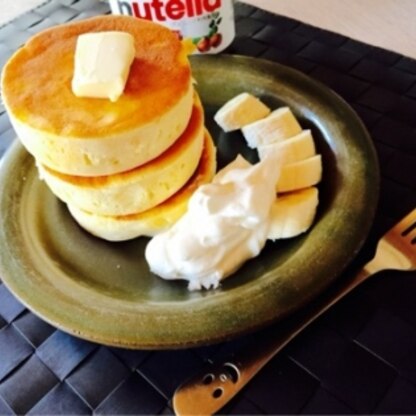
[0,55,379,349]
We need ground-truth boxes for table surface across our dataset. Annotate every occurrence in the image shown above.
[243,0,416,60]
[0,1,416,415]
[1,0,416,59]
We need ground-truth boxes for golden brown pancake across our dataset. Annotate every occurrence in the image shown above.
[1,15,193,176]
[68,129,217,241]
[38,97,205,216]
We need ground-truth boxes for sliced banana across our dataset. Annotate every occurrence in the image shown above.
[277,154,322,193]
[268,187,319,240]
[215,94,323,240]
[214,92,271,132]
[242,107,302,148]
[258,130,316,165]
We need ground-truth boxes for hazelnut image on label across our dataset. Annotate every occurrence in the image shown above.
[197,37,211,52]
[210,33,222,48]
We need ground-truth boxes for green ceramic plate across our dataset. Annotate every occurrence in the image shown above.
[0,55,379,349]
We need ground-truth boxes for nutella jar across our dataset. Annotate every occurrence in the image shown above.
[108,0,235,54]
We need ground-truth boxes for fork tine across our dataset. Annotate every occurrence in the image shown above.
[406,227,416,242]
[392,208,416,235]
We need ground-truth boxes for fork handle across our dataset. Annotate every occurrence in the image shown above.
[173,266,373,415]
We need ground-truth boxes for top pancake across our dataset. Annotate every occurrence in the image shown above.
[1,15,192,138]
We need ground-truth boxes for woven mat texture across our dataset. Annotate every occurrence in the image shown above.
[1,1,416,414]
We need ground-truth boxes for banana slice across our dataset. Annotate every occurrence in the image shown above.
[258,130,316,165]
[277,154,322,193]
[268,187,319,240]
[242,107,302,148]
[214,93,270,132]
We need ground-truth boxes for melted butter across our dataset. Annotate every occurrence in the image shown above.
[72,31,135,102]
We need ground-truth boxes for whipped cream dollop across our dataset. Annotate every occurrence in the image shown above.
[145,153,281,290]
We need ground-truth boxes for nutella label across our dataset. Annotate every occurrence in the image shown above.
[109,0,235,53]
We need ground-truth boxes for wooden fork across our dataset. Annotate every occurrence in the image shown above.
[173,208,416,416]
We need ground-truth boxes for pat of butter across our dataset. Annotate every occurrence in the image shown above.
[72,31,135,102]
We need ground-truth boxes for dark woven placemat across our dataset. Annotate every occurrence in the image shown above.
[1,1,416,414]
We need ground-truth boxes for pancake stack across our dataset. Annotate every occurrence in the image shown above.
[1,15,216,241]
